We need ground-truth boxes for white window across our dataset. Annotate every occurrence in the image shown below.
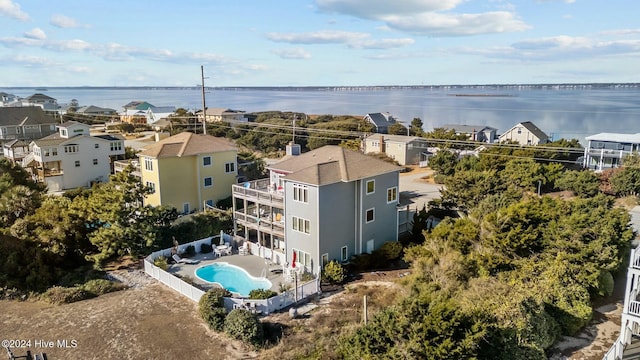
[144,157,153,171]
[322,253,329,268]
[293,184,308,203]
[64,145,78,153]
[341,246,348,262]
[387,187,397,203]
[52,148,57,156]
[75,160,80,167]
[366,208,375,223]
[60,129,66,136]
[225,162,235,173]
[110,141,122,151]
[146,181,155,193]
[294,249,311,268]
[203,156,212,166]
[203,177,213,187]
[292,216,310,234]
[366,179,375,194]
[93,159,98,165]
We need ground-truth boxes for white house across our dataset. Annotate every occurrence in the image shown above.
[582,132,640,171]
[25,121,126,192]
[441,124,497,143]
[498,121,550,145]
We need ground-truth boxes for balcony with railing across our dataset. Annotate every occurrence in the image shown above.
[232,178,284,206]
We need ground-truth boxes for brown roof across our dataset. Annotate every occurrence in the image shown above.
[138,132,237,158]
[270,145,401,186]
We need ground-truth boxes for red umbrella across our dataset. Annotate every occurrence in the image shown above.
[292,251,297,268]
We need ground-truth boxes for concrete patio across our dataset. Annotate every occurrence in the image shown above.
[167,252,286,296]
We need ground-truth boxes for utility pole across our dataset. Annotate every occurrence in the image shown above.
[292,114,296,143]
[201,65,207,135]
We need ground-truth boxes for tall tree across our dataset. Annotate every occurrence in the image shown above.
[410,117,424,137]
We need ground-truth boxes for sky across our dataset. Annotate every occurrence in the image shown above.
[1,0,639,87]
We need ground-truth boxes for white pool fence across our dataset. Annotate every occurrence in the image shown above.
[143,236,320,315]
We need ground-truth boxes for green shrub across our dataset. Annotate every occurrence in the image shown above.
[248,289,277,299]
[42,286,92,304]
[81,279,126,296]
[597,270,615,297]
[215,196,233,210]
[224,309,264,347]
[185,245,196,256]
[154,256,169,270]
[323,261,346,284]
[433,174,448,184]
[375,241,403,261]
[350,253,374,271]
[199,288,230,330]
[201,243,213,253]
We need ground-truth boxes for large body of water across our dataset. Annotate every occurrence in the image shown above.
[3,84,640,145]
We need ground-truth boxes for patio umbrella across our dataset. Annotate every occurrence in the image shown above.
[219,230,225,246]
[292,251,297,268]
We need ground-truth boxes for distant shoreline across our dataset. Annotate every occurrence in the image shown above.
[448,94,516,97]
[1,83,639,92]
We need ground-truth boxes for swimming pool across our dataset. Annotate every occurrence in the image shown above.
[195,263,272,297]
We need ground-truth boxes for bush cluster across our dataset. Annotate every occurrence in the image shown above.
[200,243,213,254]
[322,261,346,284]
[224,309,264,347]
[199,288,231,331]
[248,289,277,299]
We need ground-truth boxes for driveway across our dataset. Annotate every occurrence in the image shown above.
[398,167,442,210]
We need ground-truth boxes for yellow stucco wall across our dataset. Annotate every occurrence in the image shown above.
[140,150,237,212]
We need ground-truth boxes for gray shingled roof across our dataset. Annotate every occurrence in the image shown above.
[441,124,497,133]
[270,145,401,186]
[365,113,394,128]
[0,107,57,126]
[518,121,549,141]
[138,132,237,158]
[76,105,117,114]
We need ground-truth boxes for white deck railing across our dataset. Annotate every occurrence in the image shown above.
[144,236,319,314]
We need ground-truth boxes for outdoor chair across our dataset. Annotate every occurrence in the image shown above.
[172,254,199,264]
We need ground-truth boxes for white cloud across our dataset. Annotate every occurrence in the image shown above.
[350,38,415,49]
[266,30,369,44]
[383,11,530,36]
[315,0,463,19]
[458,35,640,62]
[50,14,85,28]
[24,28,46,40]
[272,48,312,59]
[45,39,92,51]
[266,30,414,50]
[0,0,29,21]
[314,0,530,36]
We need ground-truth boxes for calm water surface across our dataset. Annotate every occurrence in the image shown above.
[4,85,640,144]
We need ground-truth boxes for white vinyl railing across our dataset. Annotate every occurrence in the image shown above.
[144,236,320,314]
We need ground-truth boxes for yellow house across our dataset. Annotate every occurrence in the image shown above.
[138,132,238,213]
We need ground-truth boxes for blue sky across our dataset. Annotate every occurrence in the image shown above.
[1,0,639,87]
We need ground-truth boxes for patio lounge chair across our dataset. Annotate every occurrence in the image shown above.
[172,254,199,264]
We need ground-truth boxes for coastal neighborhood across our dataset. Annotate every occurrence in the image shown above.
[1,89,640,359]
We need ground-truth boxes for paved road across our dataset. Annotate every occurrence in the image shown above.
[398,168,443,210]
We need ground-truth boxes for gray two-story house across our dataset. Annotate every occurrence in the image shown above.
[583,132,640,171]
[0,107,58,148]
[232,145,402,276]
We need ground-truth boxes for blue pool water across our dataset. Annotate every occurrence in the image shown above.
[195,263,272,297]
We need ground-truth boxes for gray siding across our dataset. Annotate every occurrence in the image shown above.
[360,172,398,254]
[284,182,319,270]
[317,181,357,265]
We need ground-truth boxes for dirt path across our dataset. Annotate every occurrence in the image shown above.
[0,278,257,360]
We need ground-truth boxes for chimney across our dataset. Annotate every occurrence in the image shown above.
[286,141,300,156]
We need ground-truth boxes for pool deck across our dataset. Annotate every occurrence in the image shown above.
[167,252,285,297]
